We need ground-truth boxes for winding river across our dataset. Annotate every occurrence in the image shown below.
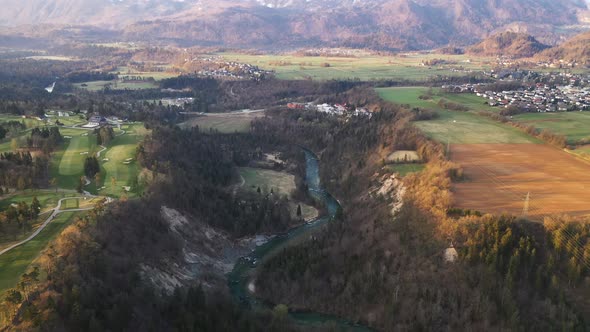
[228,150,371,331]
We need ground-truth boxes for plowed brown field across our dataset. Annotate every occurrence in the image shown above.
[451,144,590,218]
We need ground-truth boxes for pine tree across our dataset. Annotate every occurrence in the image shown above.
[30,196,41,219]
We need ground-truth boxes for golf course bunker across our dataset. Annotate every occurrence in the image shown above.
[451,144,590,218]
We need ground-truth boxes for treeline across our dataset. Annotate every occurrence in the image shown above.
[138,126,302,236]
[0,152,50,190]
[437,98,469,111]
[28,127,63,152]
[479,111,567,147]
[0,197,41,239]
[65,71,116,83]
[95,126,115,146]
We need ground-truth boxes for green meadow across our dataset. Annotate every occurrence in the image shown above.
[513,112,590,144]
[377,87,539,144]
[219,52,493,81]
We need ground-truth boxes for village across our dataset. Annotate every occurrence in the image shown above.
[190,56,273,80]
[443,72,590,113]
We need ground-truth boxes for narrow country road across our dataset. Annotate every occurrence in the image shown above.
[0,197,101,256]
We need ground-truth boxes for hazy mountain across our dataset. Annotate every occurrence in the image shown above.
[466,32,550,58]
[537,30,590,64]
[1,0,589,50]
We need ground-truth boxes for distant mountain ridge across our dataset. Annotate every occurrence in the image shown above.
[1,0,589,51]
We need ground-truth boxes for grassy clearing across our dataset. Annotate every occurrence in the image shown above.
[181,112,263,133]
[0,211,78,292]
[238,167,318,220]
[385,164,426,176]
[239,167,296,197]
[219,52,493,81]
[513,112,590,144]
[377,87,539,144]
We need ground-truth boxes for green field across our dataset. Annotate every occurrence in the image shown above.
[0,211,77,291]
[385,164,426,176]
[182,112,263,133]
[97,124,147,198]
[239,167,296,197]
[74,80,158,91]
[51,130,99,190]
[238,167,318,220]
[376,86,496,112]
[0,190,77,213]
[415,110,538,144]
[513,112,590,144]
[377,87,539,144]
[112,66,178,81]
[219,52,493,81]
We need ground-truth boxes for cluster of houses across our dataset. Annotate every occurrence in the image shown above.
[443,82,590,113]
[287,102,372,118]
[193,57,272,80]
[160,97,195,107]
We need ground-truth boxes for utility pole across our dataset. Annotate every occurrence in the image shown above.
[522,192,530,217]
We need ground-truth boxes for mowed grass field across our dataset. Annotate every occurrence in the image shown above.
[51,129,99,190]
[97,124,148,198]
[451,144,590,218]
[219,52,493,81]
[377,87,538,144]
[0,211,77,291]
[513,112,590,144]
[181,112,264,133]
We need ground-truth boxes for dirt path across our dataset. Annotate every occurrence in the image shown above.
[233,174,246,195]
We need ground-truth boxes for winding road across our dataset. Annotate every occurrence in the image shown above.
[0,126,128,257]
[0,197,101,256]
